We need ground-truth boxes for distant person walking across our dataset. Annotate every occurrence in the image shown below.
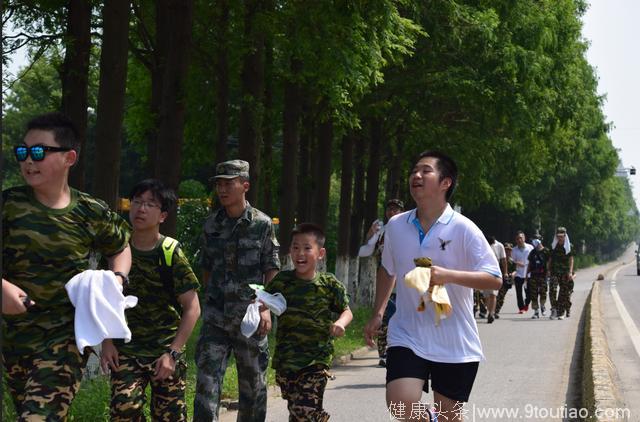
[526,237,549,319]
[494,243,516,319]
[511,231,533,314]
[548,227,574,320]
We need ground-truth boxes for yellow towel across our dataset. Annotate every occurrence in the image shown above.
[404,266,453,325]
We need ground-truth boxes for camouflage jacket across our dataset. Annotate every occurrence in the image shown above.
[116,236,200,358]
[2,186,130,357]
[265,271,350,374]
[200,202,280,329]
[549,244,574,275]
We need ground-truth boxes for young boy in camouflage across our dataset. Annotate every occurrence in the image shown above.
[2,112,132,420]
[265,223,353,421]
[100,179,201,421]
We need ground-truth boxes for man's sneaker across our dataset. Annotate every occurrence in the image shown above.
[541,305,546,316]
[524,305,529,312]
[487,314,495,324]
[557,315,564,320]
[566,310,570,318]
[494,313,500,319]
[550,309,557,320]
[378,359,386,367]
[531,311,540,319]
[479,312,487,319]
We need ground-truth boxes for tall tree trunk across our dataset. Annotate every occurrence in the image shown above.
[145,0,169,177]
[61,0,91,190]
[311,115,332,231]
[296,112,312,223]
[336,134,353,287]
[349,135,366,257]
[279,59,302,257]
[261,18,274,215]
[364,117,382,237]
[238,0,265,204]
[214,0,230,166]
[385,134,404,202]
[92,0,131,209]
[154,0,194,235]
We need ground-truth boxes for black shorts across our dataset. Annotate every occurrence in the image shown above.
[386,346,479,402]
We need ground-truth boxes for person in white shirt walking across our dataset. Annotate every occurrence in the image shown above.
[364,150,501,422]
[511,231,534,314]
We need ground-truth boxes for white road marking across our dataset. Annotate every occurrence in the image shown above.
[610,263,640,359]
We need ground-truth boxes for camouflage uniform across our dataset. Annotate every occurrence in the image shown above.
[110,236,200,421]
[194,203,280,421]
[495,257,516,315]
[549,244,574,317]
[265,270,350,422]
[2,186,130,420]
[527,247,550,312]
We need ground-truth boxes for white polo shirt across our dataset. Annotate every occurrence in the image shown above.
[382,204,501,363]
[511,243,533,278]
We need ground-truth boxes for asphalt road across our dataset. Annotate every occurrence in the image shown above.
[599,246,640,421]
[219,252,630,422]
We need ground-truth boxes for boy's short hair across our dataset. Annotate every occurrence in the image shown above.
[26,112,80,152]
[291,223,326,248]
[417,150,458,200]
[128,179,177,213]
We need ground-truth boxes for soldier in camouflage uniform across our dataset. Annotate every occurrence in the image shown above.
[265,223,352,422]
[2,112,131,420]
[194,160,280,421]
[101,179,201,421]
[548,227,574,320]
[494,243,516,318]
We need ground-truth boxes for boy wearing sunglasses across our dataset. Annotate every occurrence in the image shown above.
[2,112,132,419]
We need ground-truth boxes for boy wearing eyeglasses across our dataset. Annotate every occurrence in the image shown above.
[101,179,200,421]
[2,112,132,419]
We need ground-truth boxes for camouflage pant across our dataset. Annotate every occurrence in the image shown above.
[495,277,512,315]
[528,275,548,311]
[473,290,487,315]
[549,273,572,313]
[109,353,187,421]
[276,364,330,422]
[4,338,88,421]
[378,294,396,358]
[193,322,269,421]
[554,275,574,316]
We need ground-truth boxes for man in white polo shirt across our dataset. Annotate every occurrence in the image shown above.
[364,150,501,422]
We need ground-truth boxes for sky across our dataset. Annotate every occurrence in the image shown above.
[581,0,640,208]
[3,3,639,208]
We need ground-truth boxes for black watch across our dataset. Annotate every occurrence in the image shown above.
[114,271,129,287]
[167,348,182,361]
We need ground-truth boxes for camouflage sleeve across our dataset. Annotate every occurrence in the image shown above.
[328,274,350,313]
[260,221,281,272]
[199,231,212,271]
[173,247,201,296]
[92,200,131,257]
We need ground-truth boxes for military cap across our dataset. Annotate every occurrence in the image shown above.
[212,159,250,180]
[386,198,405,210]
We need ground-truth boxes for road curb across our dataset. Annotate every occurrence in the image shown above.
[583,280,625,421]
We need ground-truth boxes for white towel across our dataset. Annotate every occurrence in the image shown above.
[65,270,138,354]
[551,233,571,254]
[241,285,288,337]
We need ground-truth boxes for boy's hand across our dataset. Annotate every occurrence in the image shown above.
[330,322,346,337]
[2,280,34,315]
[100,340,120,374]
[258,308,272,336]
[364,315,383,347]
[152,353,176,381]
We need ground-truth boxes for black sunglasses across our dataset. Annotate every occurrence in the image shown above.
[14,145,72,162]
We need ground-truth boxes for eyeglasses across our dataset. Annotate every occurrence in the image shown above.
[131,199,161,210]
[14,145,72,162]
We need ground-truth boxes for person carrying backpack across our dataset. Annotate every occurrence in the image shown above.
[101,179,201,421]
